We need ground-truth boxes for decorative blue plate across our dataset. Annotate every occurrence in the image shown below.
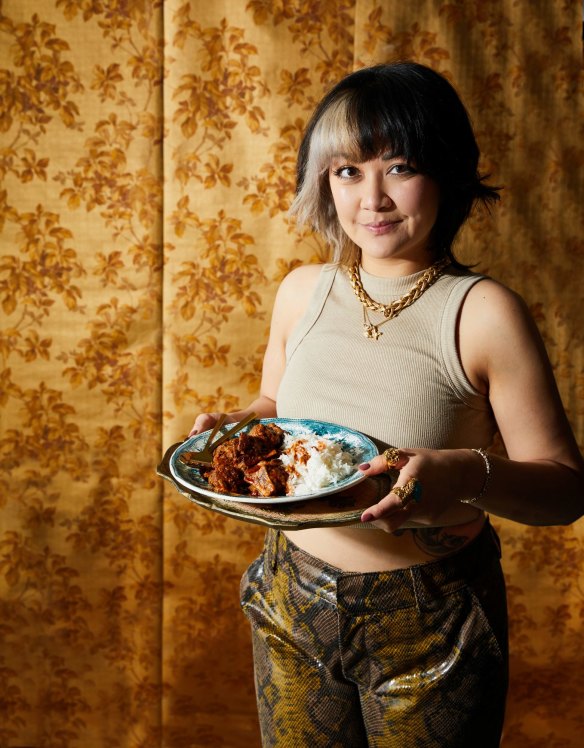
[169,418,379,504]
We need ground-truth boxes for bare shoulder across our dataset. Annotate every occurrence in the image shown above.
[274,263,325,316]
[277,262,325,298]
[271,263,326,340]
[459,277,544,392]
[464,276,529,318]
[461,277,539,343]
[460,276,583,469]
[261,264,327,399]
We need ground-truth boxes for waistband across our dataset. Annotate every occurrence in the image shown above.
[263,521,502,614]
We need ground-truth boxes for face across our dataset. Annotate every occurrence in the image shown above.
[328,153,440,274]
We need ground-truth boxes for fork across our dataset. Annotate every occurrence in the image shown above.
[179,412,258,466]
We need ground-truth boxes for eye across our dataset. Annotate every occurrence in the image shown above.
[387,162,417,176]
[331,165,360,180]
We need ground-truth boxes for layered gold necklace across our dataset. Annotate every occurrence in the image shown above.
[347,257,450,339]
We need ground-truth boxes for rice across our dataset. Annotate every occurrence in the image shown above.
[279,433,356,495]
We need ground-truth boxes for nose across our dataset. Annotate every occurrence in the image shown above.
[360,175,392,211]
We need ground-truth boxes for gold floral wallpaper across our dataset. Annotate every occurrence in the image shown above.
[0,1,582,746]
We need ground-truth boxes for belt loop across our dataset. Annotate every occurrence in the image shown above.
[409,567,423,611]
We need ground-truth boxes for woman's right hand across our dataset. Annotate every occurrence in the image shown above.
[188,412,233,437]
[188,396,278,437]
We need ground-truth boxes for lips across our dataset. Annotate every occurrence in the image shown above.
[362,219,402,235]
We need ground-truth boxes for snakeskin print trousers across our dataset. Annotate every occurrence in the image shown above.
[240,521,508,747]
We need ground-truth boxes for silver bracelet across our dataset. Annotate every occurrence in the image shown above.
[460,448,492,504]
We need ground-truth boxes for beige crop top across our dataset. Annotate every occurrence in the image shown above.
[277,263,497,450]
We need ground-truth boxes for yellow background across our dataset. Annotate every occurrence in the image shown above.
[0,1,582,745]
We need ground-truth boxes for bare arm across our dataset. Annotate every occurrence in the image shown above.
[189,264,323,435]
[459,279,584,524]
[359,279,584,529]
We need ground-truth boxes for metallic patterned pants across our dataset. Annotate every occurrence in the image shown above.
[240,522,508,747]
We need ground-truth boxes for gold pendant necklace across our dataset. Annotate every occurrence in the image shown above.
[347,258,450,339]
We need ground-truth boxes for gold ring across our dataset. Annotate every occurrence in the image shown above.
[383,447,401,470]
[392,478,422,507]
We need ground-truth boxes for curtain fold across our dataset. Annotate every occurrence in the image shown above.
[1,1,582,746]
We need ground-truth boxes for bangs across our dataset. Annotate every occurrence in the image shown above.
[306,90,423,177]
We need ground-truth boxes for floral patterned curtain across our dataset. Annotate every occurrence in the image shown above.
[0,1,582,746]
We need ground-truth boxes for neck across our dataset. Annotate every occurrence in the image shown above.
[360,253,437,278]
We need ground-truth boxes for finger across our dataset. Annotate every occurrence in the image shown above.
[358,448,409,475]
[361,495,414,529]
[360,491,405,523]
[188,413,223,437]
[360,477,421,522]
[391,478,423,506]
[363,514,412,534]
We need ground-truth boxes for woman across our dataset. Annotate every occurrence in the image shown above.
[190,63,584,747]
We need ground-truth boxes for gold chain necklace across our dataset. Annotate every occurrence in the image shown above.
[347,257,450,339]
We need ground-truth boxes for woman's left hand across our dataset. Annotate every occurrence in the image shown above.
[357,448,479,533]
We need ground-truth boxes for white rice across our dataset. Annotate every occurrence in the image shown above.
[279,434,356,495]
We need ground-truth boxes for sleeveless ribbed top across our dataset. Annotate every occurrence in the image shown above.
[277,264,496,449]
